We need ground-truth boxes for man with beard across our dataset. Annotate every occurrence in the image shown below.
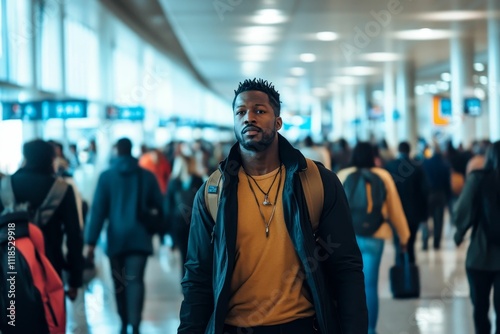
[178,78,367,334]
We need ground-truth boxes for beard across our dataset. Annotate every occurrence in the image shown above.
[235,126,277,152]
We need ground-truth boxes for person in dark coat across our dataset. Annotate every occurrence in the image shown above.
[0,139,84,300]
[454,140,500,334]
[385,141,429,264]
[422,142,452,250]
[85,138,163,334]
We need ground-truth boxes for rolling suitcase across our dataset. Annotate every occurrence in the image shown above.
[390,253,420,298]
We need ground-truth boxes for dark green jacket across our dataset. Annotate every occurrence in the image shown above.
[178,134,367,334]
[454,170,500,270]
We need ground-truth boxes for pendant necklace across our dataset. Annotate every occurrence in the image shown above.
[245,167,282,238]
[245,165,282,206]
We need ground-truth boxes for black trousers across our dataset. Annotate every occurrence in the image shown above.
[110,253,148,329]
[223,316,317,334]
[466,268,500,334]
[426,191,447,249]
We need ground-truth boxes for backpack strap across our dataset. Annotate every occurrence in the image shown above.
[0,176,16,212]
[300,159,324,233]
[33,178,69,227]
[204,160,324,232]
[205,169,223,222]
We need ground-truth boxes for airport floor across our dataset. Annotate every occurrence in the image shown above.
[67,223,496,334]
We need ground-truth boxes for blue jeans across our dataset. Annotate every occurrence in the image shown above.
[356,236,385,334]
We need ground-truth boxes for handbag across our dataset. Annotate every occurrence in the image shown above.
[389,252,420,298]
[137,170,163,234]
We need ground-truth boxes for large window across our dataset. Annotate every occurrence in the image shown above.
[5,0,32,85]
[40,0,62,92]
[64,18,99,99]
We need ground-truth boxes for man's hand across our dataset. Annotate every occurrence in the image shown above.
[85,245,95,263]
[66,287,78,301]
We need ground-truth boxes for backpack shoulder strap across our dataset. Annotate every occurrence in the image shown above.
[33,178,69,226]
[0,176,16,212]
[299,159,324,232]
[205,169,223,222]
[204,161,324,230]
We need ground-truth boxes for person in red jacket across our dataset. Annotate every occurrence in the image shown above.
[139,148,171,194]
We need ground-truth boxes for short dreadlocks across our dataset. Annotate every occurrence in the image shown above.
[232,78,281,116]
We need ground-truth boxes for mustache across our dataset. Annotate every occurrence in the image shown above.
[242,125,262,134]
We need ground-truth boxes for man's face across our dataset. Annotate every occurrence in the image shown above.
[233,90,282,152]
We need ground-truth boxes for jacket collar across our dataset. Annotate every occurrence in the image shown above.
[220,133,307,177]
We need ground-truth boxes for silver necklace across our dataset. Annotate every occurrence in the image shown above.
[245,165,282,206]
[245,167,282,238]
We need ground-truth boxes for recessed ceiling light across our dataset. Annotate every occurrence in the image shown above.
[235,26,280,44]
[341,66,379,76]
[290,67,306,76]
[441,72,451,82]
[474,87,486,100]
[359,52,402,62]
[480,76,488,85]
[237,45,273,62]
[300,53,316,62]
[416,11,487,21]
[241,62,261,76]
[436,81,450,91]
[415,85,425,95]
[285,77,298,85]
[393,29,454,40]
[333,76,360,85]
[312,87,328,96]
[474,62,485,72]
[252,9,287,24]
[316,31,338,41]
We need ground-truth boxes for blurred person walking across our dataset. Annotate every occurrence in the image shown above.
[337,142,410,334]
[421,142,452,250]
[385,142,429,264]
[454,141,500,334]
[164,154,203,276]
[85,138,164,334]
[0,139,84,298]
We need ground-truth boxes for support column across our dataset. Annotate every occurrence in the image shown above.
[331,91,344,140]
[450,29,475,148]
[356,85,368,141]
[488,0,500,141]
[384,62,397,149]
[344,85,357,144]
[310,97,322,142]
[396,59,417,148]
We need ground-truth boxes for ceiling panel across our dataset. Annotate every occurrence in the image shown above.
[114,0,493,106]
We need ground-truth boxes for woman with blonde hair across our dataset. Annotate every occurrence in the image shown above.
[164,153,204,276]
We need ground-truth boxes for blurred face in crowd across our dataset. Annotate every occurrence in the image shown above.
[233,90,282,152]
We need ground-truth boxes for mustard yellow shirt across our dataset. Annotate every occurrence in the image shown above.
[225,167,315,327]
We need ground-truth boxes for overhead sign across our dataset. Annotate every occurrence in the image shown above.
[1,100,88,120]
[106,105,145,120]
[433,96,451,126]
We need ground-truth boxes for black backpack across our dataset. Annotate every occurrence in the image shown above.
[343,169,387,236]
[480,171,500,245]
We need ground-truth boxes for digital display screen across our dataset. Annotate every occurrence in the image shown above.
[439,98,452,118]
[464,98,481,116]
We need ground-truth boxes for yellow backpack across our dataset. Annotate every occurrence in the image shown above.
[204,159,324,232]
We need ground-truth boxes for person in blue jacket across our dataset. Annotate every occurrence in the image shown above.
[85,138,163,334]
